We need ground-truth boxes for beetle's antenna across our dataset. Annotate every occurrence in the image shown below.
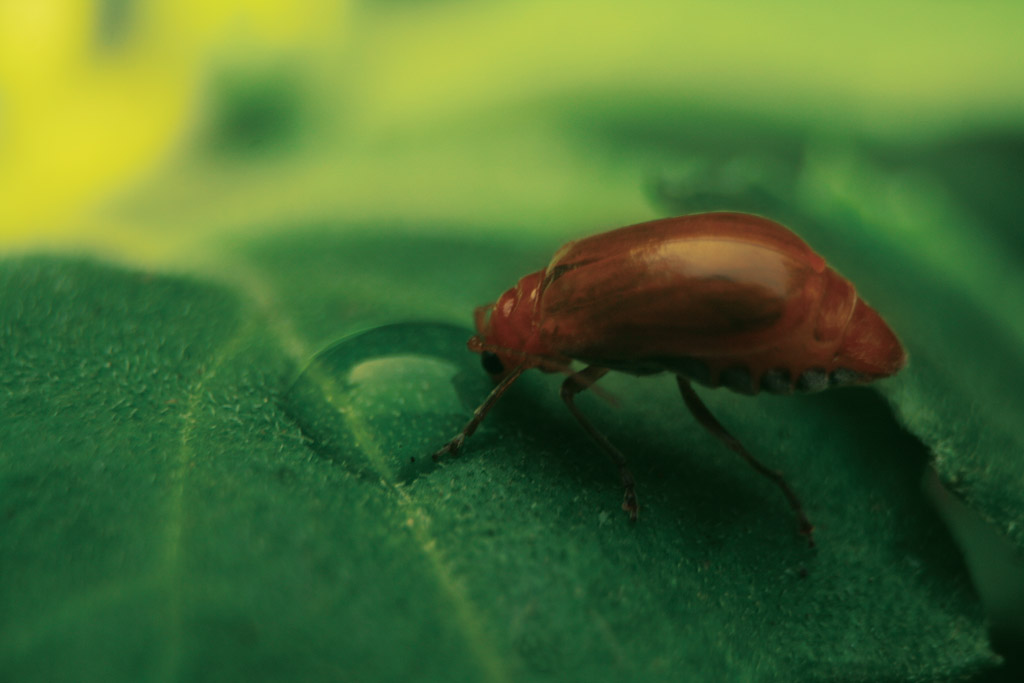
[432,365,526,461]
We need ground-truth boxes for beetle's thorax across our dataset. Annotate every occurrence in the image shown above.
[474,270,565,371]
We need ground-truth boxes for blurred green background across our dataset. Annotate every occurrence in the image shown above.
[2,0,1022,254]
[2,1,1024,681]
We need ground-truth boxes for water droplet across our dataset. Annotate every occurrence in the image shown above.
[281,322,490,482]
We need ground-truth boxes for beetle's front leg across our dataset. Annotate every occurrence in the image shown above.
[560,365,639,521]
[432,366,525,461]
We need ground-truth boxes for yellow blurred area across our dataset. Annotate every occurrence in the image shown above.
[0,0,1022,257]
[0,2,184,237]
[0,0,344,247]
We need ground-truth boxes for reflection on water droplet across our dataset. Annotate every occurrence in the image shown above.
[347,356,463,416]
[281,322,489,482]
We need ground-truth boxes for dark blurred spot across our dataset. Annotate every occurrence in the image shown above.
[203,66,307,157]
[481,351,504,375]
[719,365,753,394]
[760,368,792,394]
[878,131,1024,261]
[571,106,806,215]
[95,0,135,51]
[650,165,790,216]
[275,466,295,484]
[670,356,710,385]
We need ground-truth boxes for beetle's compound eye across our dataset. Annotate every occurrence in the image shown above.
[481,351,504,375]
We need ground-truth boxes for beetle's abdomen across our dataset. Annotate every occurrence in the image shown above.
[656,267,905,395]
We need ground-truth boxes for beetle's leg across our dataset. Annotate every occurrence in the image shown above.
[432,366,526,461]
[677,377,815,547]
[560,365,639,521]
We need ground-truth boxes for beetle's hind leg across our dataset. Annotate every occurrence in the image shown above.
[676,377,815,546]
[560,366,639,521]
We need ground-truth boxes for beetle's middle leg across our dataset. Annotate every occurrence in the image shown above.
[676,377,815,546]
[560,365,639,521]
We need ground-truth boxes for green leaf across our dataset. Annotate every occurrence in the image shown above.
[1,233,1004,681]
[5,3,1023,680]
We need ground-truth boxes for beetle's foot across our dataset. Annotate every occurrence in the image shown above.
[621,486,639,522]
[431,434,465,462]
[614,466,638,520]
[799,519,815,548]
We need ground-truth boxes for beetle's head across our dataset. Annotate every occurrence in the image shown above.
[469,271,560,381]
